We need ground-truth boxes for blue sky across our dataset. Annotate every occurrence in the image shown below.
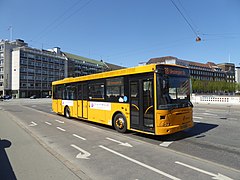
[1,0,240,67]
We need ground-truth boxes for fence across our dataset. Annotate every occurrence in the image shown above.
[191,94,240,105]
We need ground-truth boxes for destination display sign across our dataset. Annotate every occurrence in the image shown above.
[164,67,188,76]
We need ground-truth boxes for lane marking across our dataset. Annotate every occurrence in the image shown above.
[29,121,37,127]
[203,113,217,116]
[45,122,52,125]
[55,119,64,124]
[71,144,91,159]
[159,141,173,147]
[56,127,66,132]
[175,161,233,180]
[99,145,180,180]
[193,116,203,119]
[73,134,86,141]
[106,137,133,147]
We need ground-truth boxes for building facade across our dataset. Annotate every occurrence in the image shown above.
[217,63,235,83]
[0,39,124,98]
[236,67,240,83]
[147,56,234,82]
[0,39,28,96]
[11,46,66,98]
[62,52,107,77]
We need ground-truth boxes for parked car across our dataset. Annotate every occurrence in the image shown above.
[3,95,12,100]
[30,95,37,99]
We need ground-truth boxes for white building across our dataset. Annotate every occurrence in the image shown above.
[236,67,240,83]
[0,39,28,96]
[11,46,66,98]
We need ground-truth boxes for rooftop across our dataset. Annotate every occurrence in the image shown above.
[63,52,105,66]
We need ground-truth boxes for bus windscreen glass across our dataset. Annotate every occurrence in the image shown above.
[157,67,192,110]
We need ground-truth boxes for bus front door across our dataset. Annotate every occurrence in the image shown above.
[130,78,154,133]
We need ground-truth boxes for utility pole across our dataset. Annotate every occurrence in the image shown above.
[8,26,13,41]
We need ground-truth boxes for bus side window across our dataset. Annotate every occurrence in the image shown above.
[106,77,124,102]
[64,85,77,100]
[77,84,82,100]
[89,82,105,100]
[83,84,88,100]
[54,85,63,99]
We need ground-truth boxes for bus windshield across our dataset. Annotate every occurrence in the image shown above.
[157,74,192,110]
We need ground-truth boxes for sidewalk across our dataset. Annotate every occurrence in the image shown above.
[0,109,81,180]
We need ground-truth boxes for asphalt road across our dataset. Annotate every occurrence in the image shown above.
[0,99,240,180]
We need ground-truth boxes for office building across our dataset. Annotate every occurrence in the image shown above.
[217,63,235,83]
[236,67,240,83]
[0,39,28,96]
[0,38,125,98]
[147,56,232,82]
[62,51,107,77]
[12,46,66,98]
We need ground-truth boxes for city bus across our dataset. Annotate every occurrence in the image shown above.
[52,64,193,135]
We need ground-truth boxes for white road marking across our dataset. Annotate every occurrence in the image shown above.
[55,119,64,124]
[99,145,181,180]
[203,113,217,116]
[45,122,52,125]
[175,161,233,180]
[193,116,203,119]
[71,144,91,159]
[56,127,66,132]
[29,121,37,127]
[228,118,237,121]
[106,137,133,147]
[194,121,201,123]
[159,141,173,147]
[73,134,86,141]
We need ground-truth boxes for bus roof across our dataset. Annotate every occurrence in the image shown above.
[52,63,185,85]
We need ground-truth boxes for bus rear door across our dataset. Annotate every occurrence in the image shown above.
[82,83,88,119]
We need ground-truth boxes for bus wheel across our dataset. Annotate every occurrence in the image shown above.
[114,114,127,133]
[64,106,71,119]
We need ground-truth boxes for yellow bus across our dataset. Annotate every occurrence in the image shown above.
[52,64,193,135]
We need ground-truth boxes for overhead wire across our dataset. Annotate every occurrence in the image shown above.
[32,0,94,42]
[33,0,84,41]
[177,0,200,35]
[170,0,200,39]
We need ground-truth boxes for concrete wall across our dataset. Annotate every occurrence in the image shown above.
[191,94,240,105]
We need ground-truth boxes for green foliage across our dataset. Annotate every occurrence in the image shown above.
[191,78,237,94]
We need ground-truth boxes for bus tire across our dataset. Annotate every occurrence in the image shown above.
[113,113,127,133]
[64,106,71,119]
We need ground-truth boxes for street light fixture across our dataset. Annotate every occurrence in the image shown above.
[196,36,201,42]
